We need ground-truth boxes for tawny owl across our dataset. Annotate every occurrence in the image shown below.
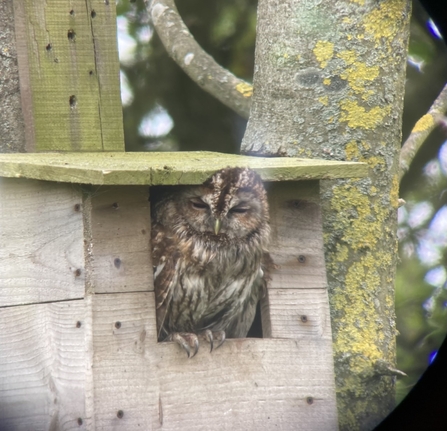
[151,167,271,358]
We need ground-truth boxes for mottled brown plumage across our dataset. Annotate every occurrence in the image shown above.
[151,167,270,357]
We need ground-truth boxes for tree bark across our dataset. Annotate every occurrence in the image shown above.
[241,0,411,429]
[0,0,26,153]
[149,0,252,119]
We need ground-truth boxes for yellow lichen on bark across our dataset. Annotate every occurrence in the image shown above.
[345,140,361,160]
[319,96,329,106]
[363,0,407,44]
[345,140,386,170]
[330,184,387,251]
[329,183,396,371]
[340,100,389,129]
[235,82,253,98]
[411,113,435,133]
[338,50,357,65]
[343,64,378,96]
[313,40,334,68]
[390,174,400,209]
[333,257,383,360]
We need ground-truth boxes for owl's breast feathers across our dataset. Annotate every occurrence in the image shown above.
[152,220,270,340]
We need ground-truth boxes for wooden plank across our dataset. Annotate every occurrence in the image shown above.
[0,178,85,306]
[262,288,332,339]
[83,186,153,294]
[13,0,123,151]
[0,300,86,430]
[0,151,368,185]
[88,0,124,151]
[88,292,158,430]
[89,292,338,431]
[268,181,327,289]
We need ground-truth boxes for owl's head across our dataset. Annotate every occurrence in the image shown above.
[176,167,269,241]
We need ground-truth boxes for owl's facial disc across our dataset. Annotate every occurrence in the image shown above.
[186,188,262,238]
[189,197,209,210]
[228,203,250,214]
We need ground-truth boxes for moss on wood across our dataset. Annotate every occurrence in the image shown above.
[0,151,367,185]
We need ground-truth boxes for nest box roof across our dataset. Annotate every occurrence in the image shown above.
[0,152,367,185]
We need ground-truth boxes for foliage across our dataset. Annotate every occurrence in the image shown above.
[116,0,256,153]
[397,1,447,403]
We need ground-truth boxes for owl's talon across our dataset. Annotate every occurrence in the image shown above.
[214,330,226,350]
[200,330,225,352]
[170,332,199,358]
[203,329,214,352]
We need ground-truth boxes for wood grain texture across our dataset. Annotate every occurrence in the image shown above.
[0,300,86,430]
[262,288,332,339]
[83,186,153,294]
[268,181,327,289]
[0,177,337,430]
[0,178,85,306]
[0,151,368,185]
[88,293,158,430]
[84,181,336,429]
[88,0,124,151]
[13,0,123,151]
[89,292,338,431]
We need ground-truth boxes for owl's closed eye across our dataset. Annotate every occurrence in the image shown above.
[151,167,271,358]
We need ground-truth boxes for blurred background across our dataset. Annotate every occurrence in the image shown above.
[116,0,447,403]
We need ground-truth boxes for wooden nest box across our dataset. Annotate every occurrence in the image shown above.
[0,2,367,429]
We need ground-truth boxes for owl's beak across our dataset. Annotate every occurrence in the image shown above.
[214,219,222,235]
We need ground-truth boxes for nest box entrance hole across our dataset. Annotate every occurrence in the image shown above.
[147,179,325,343]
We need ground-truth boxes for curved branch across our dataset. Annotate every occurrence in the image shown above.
[399,82,447,181]
[148,0,252,119]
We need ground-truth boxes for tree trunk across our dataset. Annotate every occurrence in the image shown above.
[241,0,411,429]
[0,0,26,153]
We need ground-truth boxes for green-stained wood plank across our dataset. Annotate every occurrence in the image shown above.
[0,152,367,185]
[89,0,124,151]
[15,0,124,152]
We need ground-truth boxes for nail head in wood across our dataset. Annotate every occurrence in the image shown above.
[67,29,76,42]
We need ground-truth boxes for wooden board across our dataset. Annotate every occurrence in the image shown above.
[268,181,327,290]
[0,178,85,306]
[0,151,368,185]
[13,0,123,151]
[0,175,338,429]
[83,181,337,430]
[0,300,86,430]
[83,186,153,294]
[88,292,338,431]
[262,288,332,339]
